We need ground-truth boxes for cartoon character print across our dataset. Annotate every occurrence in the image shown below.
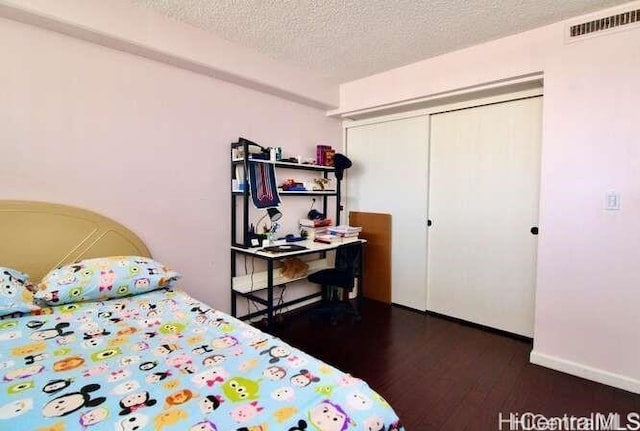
[260,345,291,364]
[7,380,35,395]
[222,377,260,402]
[11,341,46,357]
[0,398,33,419]
[99,270,116,292]
[274,406,297,423]
[192,344,214,355]
[290,369,320,387]
[131,341,149,352]
[112,380,141,395]
[363,415,385,431]
[4,364,44,381]
[230,401,263,424]
[0,331,21,341]
[138,361,158,372]
[211,335,238,349]
[164,388,197,407]
[0,270,21,298]
[308,400,352,431]
[153,344,178,356]
[191,368,227,388]
[83,328,110,340]
[346,391,373,410]
[79,406,110,428]
[29,322,73,341]
[133,278,150,290]
[53,356,85,372]
[165,352,192,369]
[108,368,132,383]
[198,395,221,414]
[41,384,106,418]
[26,319,46,330]
[119,355,141,367]
[83,363,109,378]
[271,387,295,402]
[153,408,188,430]
[159,322,186,335]
[145,371,172,384]
[202,354,225,367]
[24,352,48,365]
[263,365,286,381]
[42,378,73,395]
[82,338,104,349]
[189,420,218,431]
[0,360,14,370]
[118,391,157,415]
[115,413,149,431]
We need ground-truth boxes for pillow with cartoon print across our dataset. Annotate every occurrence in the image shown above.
[0,267,41,316]
[35,256,181,305]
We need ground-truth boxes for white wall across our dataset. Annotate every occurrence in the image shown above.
[0,15,341,312]
[337,2,640,393]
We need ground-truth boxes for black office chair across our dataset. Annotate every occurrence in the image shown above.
[308,242,362,325]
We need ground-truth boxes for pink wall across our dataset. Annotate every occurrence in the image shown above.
[338,2,640,392]
[0,16,341,312]
[0,0,338,108]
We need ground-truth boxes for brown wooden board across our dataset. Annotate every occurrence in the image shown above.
[349,211,391,303]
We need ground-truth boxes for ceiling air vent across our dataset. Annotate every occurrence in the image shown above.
[568,8,639,39]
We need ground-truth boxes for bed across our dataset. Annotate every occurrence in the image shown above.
[0,201,404,431]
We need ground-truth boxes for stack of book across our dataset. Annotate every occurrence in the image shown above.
[299,218,332,228]
[299,218,332,240]
[327,225,362,238]
[316,144,335,167]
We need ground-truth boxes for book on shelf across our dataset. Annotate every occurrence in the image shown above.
[316,145,335,167]
[314,233,340,243]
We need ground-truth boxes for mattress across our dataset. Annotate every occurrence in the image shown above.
[0,288,403,430]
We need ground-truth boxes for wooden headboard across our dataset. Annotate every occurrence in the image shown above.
[0,201,151,280]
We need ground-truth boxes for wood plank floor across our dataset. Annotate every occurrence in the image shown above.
[272,299,640,430]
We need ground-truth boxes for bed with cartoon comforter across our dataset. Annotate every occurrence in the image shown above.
[0,287,404,431]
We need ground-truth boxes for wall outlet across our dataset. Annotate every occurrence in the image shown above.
[605,191,620,210]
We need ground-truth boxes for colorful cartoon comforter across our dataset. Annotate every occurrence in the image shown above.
[0,288,404,430]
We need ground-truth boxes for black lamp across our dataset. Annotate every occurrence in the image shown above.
[333,153,352,181]
[255,207,282,233]
[267,207,282,222]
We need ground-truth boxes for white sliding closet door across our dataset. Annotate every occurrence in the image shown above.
[427,97,542,337]
[346,115,429,309]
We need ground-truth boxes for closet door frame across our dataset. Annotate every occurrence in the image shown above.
[342,87,543,312]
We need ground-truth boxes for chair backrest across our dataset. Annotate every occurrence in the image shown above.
[334,242,362,286]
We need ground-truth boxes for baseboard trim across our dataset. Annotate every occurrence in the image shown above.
[530,350,640,394]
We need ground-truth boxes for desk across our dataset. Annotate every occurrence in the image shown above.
[231,238,365,329]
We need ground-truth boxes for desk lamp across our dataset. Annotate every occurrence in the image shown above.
[254,207,282,233]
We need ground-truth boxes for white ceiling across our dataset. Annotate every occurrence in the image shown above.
[132,0,630,83]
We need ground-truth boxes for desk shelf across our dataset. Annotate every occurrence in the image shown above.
[232,258,329,294]
[231,190,336,196]
[231,137,345,329]
[232,158,335,172]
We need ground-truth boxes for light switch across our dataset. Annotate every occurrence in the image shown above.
[605,191,621,210]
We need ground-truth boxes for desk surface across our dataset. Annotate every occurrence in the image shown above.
[231,237,365,259]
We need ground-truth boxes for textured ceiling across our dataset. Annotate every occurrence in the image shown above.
[131,0,630,83]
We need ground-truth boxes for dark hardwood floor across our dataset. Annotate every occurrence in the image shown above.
[272,299,640,430]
